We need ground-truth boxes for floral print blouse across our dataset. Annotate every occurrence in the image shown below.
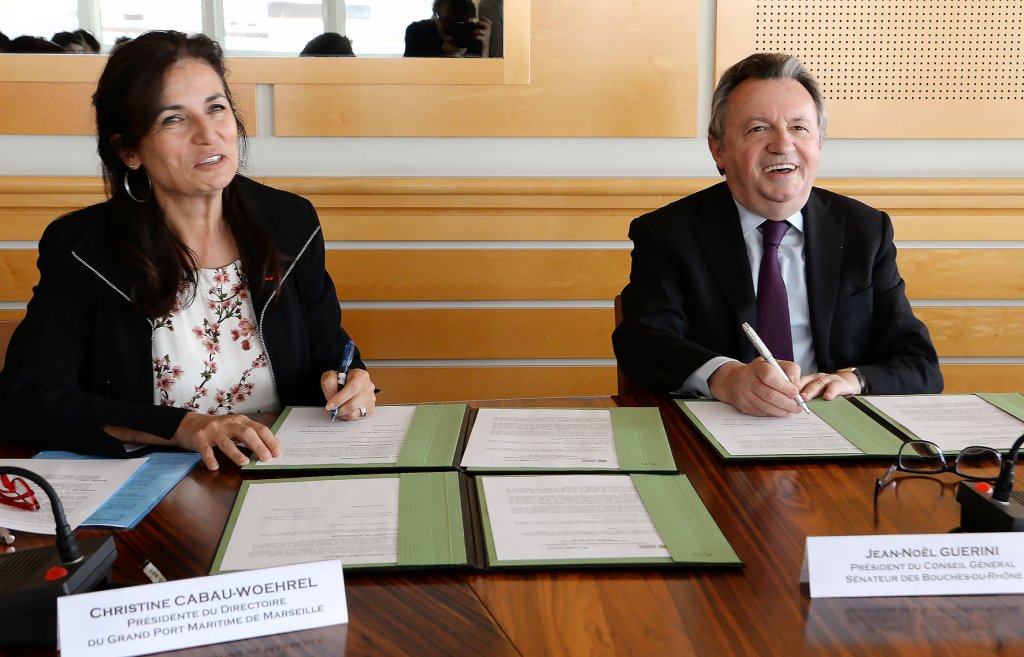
[152,261,279,414]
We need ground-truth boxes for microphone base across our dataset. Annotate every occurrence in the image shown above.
[0,535,117,645]
[957,482,1024,533]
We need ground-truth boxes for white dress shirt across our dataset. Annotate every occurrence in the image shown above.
[680,199,818,397]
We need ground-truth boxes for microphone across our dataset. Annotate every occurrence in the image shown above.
[1,466,82,564]
[992,432,1024,503]
[0,466,117,645]
[957,432,1024,532]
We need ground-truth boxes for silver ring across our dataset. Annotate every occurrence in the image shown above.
[359,406,367,418]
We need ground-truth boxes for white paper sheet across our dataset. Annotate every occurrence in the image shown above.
[461,408,620,469]
[863,394,1024,451]
[254,405,417,466]
[481,474,670,561]
[0,458,146,534]
[216,477,400,572]
[682,401,862,456]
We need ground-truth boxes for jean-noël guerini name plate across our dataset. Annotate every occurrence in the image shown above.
[806,533,1024,598]
[57,559,347,657]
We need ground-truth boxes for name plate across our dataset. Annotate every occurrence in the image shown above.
[57,560,347,657]
[807,533,1024,598]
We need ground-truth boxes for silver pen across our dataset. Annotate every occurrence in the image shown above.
[740,322,810,414]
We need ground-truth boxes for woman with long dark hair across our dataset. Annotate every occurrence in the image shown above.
[0,31,376,469]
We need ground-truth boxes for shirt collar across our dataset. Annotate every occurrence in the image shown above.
[733,198,804,238]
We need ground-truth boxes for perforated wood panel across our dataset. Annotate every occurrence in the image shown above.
[718,0,1024,137]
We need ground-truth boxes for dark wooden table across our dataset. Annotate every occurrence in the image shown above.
[3,393,1022,657]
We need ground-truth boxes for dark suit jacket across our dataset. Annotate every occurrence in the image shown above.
[0,176,364,454]
[612,181,943,395]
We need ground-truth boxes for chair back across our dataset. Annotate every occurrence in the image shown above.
[0,320,18,371]
[613,295,645,396]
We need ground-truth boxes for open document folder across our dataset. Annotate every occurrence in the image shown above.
[675,397,906,460]
[459,407,676,473]
[854,393,1024,453]
[209,472,741,573]
[243,404,468,471]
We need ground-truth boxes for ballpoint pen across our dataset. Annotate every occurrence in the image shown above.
[330,339,356,422]
[740,322,810,414]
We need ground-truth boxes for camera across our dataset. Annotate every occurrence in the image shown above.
[449,20,478,49]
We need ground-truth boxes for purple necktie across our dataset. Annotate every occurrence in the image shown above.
[756,220,794,362]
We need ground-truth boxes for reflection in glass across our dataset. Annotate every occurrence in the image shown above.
[1,0,453,57]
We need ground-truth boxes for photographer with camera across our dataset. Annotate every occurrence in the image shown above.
[404,0,493,58]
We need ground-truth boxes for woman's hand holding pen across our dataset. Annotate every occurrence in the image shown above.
[321,367,376,421]
[172,413,281,471]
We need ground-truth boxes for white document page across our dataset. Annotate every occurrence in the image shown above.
[481,474,670,561]
[863,394,1024,451]
[255,405,417,466]
[461,408,620,469]
[217,477,400,572]
[0,458,145,534]
[682,401,862,456]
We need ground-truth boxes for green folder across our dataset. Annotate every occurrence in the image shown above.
[473,473,741,568]
[675,397,905,461]
[242,404,468,471]
[461,407,677,473]
[210,471,740,573]
[854,393,1024,454]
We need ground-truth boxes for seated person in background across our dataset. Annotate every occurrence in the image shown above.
[5,35,64,53]
[300,32,355,57]
[404,0,492,58]
[52,31,86,53]
[74,28,101,53]
[0,31,377,469]
[613,53,942,417]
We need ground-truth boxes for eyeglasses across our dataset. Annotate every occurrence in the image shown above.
[875,440,1002,493]
[0,473,40,511]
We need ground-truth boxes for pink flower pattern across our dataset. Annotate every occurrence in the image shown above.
[152,262,276,413]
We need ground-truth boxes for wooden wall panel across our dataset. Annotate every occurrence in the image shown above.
[345,309,614,360]
[318,210,633,242]
[898,251,1024,300]
[940,366,1024,395]
[0,83,258,136]
[326,250,629,302]
[370,366,617,405]
[891,214,1024,241]
[917,308,1024,358]
[273,0,700,137]
[0,176,1020,401]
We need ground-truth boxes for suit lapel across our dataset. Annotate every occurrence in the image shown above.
[803,188,843,370]
[693,184,758,362]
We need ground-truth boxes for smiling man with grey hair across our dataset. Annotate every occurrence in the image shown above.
[613,53,942,416]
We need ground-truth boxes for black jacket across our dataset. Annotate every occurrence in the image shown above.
[0,176,363,454]
[613,182,943,395]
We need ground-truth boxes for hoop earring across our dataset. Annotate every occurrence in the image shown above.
[123,168,151,203]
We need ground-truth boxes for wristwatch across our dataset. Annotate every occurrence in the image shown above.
[836,367,868,394]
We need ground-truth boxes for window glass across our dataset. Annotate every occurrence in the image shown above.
[99,0,202,49]
[0,0,78,43]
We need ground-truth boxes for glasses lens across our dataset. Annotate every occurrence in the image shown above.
[898,441,945,473]
[956,447,1002,481]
